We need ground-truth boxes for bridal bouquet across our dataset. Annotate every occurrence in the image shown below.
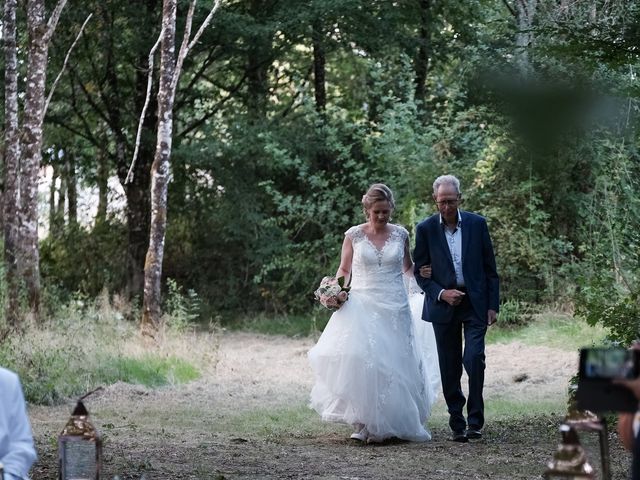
[314,275,350,311]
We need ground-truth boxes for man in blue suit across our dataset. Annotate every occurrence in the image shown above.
[413,174,499,442]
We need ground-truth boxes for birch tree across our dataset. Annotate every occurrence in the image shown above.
[18,0,68,318]
[503,0,537,76]
[139,0,221,333]
[3,0,22,326]
[3,0,89,324]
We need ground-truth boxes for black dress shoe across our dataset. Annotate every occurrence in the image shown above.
[466,428,482,439]
[451,431,468,443]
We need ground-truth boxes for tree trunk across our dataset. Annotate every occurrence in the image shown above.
[414,0,431,107]
[49,166,57,231]
[116,0,158,300]
[3,0,22,327]
[49,164,64,236]
[140,0,221,332]
[18,0,67,319]
[141,0,177,332]
[20,0,52,318]
[246,0,271,121]
[66,152,77,227]
[123,149,152,299]
[96,152,109,224]
[515,0,537,76]
[108,0,157,299]
[312,19,326,112]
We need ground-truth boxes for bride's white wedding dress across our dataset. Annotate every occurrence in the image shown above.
[308,224,440,442]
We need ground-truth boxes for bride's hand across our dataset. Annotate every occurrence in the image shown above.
[419,264,432,278]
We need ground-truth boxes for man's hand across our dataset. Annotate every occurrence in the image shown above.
[441,289,465,306]
[487,309,497,326]
[418,264,432,278]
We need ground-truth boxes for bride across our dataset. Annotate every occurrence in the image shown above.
[308,183,440,443]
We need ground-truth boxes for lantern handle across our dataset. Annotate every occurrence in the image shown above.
[79,386,104,401]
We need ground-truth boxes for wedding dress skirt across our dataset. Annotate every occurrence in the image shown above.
[308,224,440,442]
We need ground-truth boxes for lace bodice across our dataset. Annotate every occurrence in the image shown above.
[346,224,409,292]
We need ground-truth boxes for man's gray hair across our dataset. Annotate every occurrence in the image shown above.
[433,174,461,195]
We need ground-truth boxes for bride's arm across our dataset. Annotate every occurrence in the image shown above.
[402,238,413,274]
[403,238,431,278]
[335,235,354,284]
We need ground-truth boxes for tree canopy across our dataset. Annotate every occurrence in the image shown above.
[1,0,637,338]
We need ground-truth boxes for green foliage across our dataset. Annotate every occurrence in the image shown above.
[572,138,640,346]
[163,278,201,333]
[40,220,127,300]
[496,299,534,328]
[19,0,640,325]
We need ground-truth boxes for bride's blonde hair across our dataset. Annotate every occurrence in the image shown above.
[362,183,395,218]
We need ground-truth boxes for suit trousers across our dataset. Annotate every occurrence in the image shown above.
[632,426,640,480]
[432,296,487,433]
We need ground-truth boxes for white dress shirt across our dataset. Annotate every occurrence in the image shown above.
[0,368,37,480]
[438,211,464,301]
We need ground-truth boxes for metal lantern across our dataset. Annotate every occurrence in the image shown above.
[544,423,595,479]
[564,406,611,480]
[58,400,102,480]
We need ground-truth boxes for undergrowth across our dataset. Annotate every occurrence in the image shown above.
[0,290,218,405]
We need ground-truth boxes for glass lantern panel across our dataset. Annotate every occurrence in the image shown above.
[60,438,97,480]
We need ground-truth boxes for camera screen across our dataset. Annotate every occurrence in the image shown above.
[583,348,636,380]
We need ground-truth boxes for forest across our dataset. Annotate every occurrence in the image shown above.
[1,1,640,478]
[0,0,638,350]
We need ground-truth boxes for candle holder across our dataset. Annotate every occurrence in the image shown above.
[544,423,595,479]
[58,400,102,480]
[563,403,610,480]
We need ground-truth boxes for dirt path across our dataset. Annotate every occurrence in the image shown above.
[28,332,632,479]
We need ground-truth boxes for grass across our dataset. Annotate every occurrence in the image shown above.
[486,312,609,351]
[226,310,329,337]
[484,396,568,418]
[3,289,608,408]
[212,308,606,441]
[226,309,610,354]
[216,404,337,439]
[210,397,570,442]
[0,291,218,405]
[97,355,200,387]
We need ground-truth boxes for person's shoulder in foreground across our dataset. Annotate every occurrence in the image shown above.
[0,366,37,480]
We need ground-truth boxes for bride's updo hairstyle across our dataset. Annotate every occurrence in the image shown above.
[362,183,395,218]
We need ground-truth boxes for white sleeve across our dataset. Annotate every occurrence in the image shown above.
[403,268,423,295]
[0,370,37,479]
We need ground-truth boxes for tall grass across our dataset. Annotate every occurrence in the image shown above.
[0,290,219,405]
[225,309,609,353]
[487,311,609,351]
[227,309,329,337]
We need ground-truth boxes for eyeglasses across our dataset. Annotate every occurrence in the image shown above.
[435,199,460,207]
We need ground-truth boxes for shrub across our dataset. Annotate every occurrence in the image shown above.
[496,298,535,328]
[0,292,216,405]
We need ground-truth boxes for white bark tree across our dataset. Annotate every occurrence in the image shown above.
[515,0,537,76]
[3,0,88,324]
[3,0,22,326]
[20,0,68,319]
[139,0,221,333]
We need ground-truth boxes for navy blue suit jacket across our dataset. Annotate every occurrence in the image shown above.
[413,210,499,324]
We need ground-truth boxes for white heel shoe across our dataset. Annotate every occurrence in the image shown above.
[349,426,368,441]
